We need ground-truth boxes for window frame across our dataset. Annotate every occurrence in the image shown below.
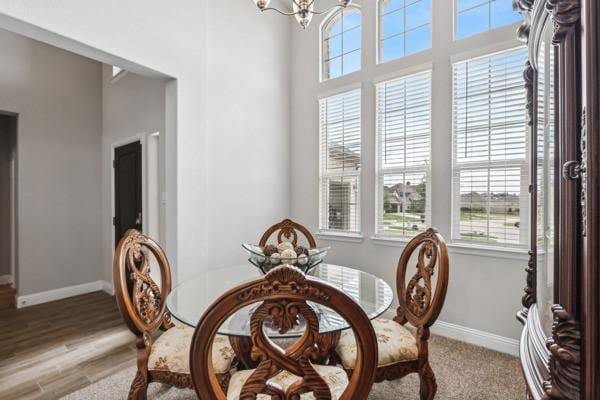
[453,0,523,40]
[318,87,363,235]
[374,69,433,239]
[320,5,363,82]
[376,0,433,65]
[450,46,530,249]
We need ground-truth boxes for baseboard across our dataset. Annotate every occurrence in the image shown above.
[381,309,519,356]
[0,274,13,285]
[17,280,105,308]
[430,320,519,356]
[102,280,115,296]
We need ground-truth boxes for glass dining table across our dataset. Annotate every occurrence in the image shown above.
[166,263,393,367]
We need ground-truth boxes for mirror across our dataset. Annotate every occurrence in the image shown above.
[535,21,556,337]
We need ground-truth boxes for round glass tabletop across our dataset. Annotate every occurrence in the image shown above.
[166,263,393,338]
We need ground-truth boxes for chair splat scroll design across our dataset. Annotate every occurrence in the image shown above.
[335,228,449,400]
[190,265,378,400]
[259,219,317,248]
[114,230,234,399]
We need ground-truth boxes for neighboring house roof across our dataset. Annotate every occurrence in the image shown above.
[384,183,422,205]
[327,143,360,170]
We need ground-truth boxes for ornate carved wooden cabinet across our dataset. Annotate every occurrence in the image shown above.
[515,0,600,399]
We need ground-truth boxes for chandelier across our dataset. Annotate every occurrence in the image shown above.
[253,0,353,29]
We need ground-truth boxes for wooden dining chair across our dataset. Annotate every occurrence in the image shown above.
[335,228,449,400]
[114,229,235,399]
[190,265,379,400]
[259,218,317,248]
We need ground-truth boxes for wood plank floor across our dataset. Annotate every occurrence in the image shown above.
[0,291,137,400]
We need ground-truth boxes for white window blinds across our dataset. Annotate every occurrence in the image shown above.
[319,89,361,233]
[376,70,431,237]
[452,47,528,247]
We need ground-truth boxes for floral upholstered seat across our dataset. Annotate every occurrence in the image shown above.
[227,365,349,400]
[336,318,418,369]
[149,325,235,375]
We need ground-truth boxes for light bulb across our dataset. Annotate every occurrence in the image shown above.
[253,0,271,10]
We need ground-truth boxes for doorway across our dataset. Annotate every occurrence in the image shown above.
[113,141,142,247]
[0,113,17,303]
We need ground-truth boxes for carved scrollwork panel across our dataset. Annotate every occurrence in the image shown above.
[148,371,192,389]
[259,219,318,248]
[396,228,449,329]
[522,251,537,310]
[546,0,580,44]
[239,299,334,399]
[128,246,163,325]
[237,269,331,304]
[405,242,436,318]
[522,59,536,312]
[114,229,173,336]
[580,108,587,237]
[542,306,581,400]
[514,0,535,42]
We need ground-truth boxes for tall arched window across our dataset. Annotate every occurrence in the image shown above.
[321,7,361,81]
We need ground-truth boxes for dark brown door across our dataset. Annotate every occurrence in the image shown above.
[114,141,142,247]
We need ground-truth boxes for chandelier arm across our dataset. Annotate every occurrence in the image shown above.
[258,0,351,23]
[261,7,299,16]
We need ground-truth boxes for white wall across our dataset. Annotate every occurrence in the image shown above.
[205,1,292,269]
[101,66,166,283]
[290,1,527,342]
[0,0,292,284]
[0,28,103,296]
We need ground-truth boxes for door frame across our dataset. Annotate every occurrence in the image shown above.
[0,111,18,289]
[110,134,147,255]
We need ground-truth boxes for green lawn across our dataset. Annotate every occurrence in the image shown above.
[461,232,498,242]
[383,213,422,223]
[460,211,520,220]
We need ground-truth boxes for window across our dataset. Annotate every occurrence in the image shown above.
[455,0,523,39]
[379,0,431,63]
[319,89,361,233]
[452,47,528,247]
[321,8,361,80]
[376,71,431,237]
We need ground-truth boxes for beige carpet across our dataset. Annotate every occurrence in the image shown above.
[62,334,524,399]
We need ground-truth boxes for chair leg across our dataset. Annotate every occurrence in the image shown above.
[128,370,149,400]
[419,362,437,400]
[129,334,151,400]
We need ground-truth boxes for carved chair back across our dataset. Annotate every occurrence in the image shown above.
[395,228,449,330]
[114,229,173,338]
[190,265,378,400]
[259,219,317,248]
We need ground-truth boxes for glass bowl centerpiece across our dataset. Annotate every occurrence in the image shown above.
[242,242,329,274]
